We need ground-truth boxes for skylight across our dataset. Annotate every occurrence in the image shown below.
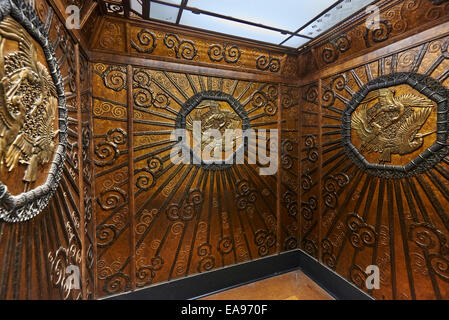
[126,0,377,49]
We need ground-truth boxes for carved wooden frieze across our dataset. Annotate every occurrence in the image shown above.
[0,0,67,222]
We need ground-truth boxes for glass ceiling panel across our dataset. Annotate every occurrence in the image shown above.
[180,10,286,44]
[130,0,142,14]
[187,0,337,32]
[156,0,182,5]
[282,35,309,49]
[299,0,377,38]
[149,2,179,23]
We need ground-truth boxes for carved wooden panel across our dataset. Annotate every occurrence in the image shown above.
[92,63,283,298]
[280,85,300,251]
[317,33,449,299]
[299,83,321,259]
[90,16,298,78]
[298,0,449,77]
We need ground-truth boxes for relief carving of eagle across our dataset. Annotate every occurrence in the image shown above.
[0,17,58,192]
[351,88,435,163]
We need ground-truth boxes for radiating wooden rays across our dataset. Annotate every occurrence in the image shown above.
[301,36,449,299]
[0,1,91,300]
[92,66,297,296]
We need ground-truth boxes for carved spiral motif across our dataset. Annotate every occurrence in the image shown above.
[304,135,318,163]
[208,43,241,63]
[282,190,298,218]
[303,85,319,104]
[131,29,157,54]
[97,224,118,248]
[364,20,392,47]
[350,265,368,289]
[218,237,234,254]
[97,187,127,211]
[103,273,131,294]
[322,239,337,270]
[164,33,197,60]
[256,55,281,73]
[322,34,351,64]
[323,173,350,209]
[102,66,127,91]
[301,196,317,221]
[94,128,127,167]
[346,213,377,249]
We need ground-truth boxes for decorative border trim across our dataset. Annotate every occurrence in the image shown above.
[342,72,449,179]
[0,0,67,222]
[175,90,250,171]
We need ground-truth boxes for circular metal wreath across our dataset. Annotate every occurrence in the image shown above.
[175,90,250,170]
[342,72,449,179]
[0,0,67,222]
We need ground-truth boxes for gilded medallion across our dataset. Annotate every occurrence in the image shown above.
[342,73,449,179]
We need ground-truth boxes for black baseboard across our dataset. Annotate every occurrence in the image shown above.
[104,249,372,300]
[296,250,373,300]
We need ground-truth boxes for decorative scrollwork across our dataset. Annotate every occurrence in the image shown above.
[131,29,157,54]
[97,187,127,211]
[136,256,164,287]
[301,196,317,221]
[323,173,349,209]
[102,65,127,91]
[349,265,368,289]
[103,272,131,295]
[322,34,351,64]
[235,180,257,210]
[197,243,215,273]
[284,236,298,250]
[218,236,234,254]
[346,213,377,249]
[282,190,298,218]
[254,229,276,257]
[166,189,203,221]
[256,54,281,73]
[105,2,124,15]
[303,84,319,104]
[301,169,313,191]
[208,43,241,63]
[94,128,127,167]
[363,19,392,47]
[48,237,82,300]
[322,239,336,270]
[304,135,318,163]
[409,222,449,282]
[164,33,197,60]
[96,224,118,248]
[133,69,171,109]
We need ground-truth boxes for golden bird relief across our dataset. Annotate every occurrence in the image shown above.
[351,88,435,163]
[0,17,58,192]
[186,100,242,153]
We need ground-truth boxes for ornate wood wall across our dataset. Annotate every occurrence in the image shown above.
[298,1,449,298]
[1,0,449,301]
[91,63,300,298]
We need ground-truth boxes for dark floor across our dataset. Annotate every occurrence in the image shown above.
[199,270,334,300]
